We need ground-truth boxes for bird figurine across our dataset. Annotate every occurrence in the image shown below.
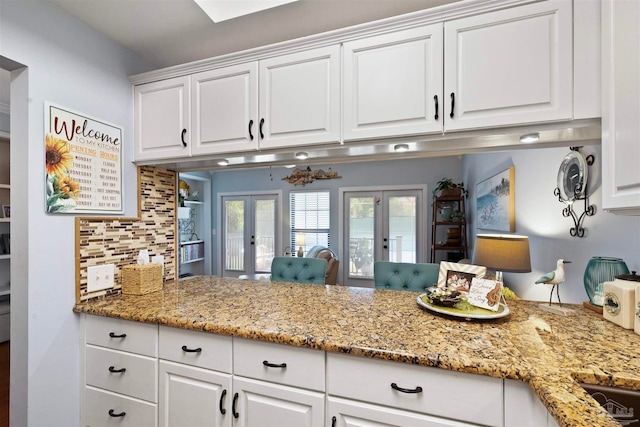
[535,259,571,306]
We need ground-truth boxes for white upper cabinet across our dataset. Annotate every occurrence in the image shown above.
[191,63,258,156]
[258,45,341,149]
[134,76,190,161]
[343,25,444,141]
[601,0,640,214]
[444,0,572,131]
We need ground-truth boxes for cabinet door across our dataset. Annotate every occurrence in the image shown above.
[159,360,232,427]
[444,0,572,131]
[328,397,477,427]
[602,0,640,213]
[258,45,341,149]
[191,63,258,156]
[343,24,444,141]
[134,76,190,161]
[233,376,324,427]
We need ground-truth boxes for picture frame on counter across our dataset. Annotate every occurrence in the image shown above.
[437,262,487,292]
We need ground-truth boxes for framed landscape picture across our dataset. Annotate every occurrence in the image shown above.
[476,167,515,232]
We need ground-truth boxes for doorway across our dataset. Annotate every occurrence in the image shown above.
[220,193,281,277]
[341,186,427,287]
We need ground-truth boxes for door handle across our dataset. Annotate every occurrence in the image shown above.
[434,95,439,120]
[259,118,265,139]
[449,92,455,118]
[181,128,187,147]
[248,119,254,140]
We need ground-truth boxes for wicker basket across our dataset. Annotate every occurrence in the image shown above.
[121,264,162,295]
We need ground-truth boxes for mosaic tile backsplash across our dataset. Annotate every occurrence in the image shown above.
[76,166,177,302]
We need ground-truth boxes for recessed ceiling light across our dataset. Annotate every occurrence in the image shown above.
[519,132,540,143]
[217,159,229,166]
[393,143,410,153]
[194,0,299,23]
[284,164,297,169]
[294,151,308,160]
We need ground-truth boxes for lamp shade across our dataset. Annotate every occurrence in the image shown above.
[295,232,306,247]
[473,234,531,273]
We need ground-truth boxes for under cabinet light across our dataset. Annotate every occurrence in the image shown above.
[217,159,230,166]
[393,143,410,153]
[519,133,540,143]
[295,152,309,160]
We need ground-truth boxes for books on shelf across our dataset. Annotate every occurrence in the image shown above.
[0,234,9,255]
[180,240,204,264]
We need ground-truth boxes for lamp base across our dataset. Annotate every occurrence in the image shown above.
[297,247,304,257]
[538,303,574,316]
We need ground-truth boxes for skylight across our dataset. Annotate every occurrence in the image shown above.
[194,0,299,23]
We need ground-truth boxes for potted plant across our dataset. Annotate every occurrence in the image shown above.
[432,178,468,198]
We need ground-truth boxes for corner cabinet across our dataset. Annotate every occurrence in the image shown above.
[443,0,572,131]
[134,76,190,162]
[601,0,640,214]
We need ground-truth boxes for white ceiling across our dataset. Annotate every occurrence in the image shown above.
[50,0,457,69]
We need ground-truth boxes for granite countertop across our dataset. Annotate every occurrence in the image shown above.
[73,276,640,427]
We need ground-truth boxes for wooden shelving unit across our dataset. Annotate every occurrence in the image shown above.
[430,195,468,263]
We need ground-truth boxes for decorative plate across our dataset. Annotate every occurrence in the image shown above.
[417,294,510,320]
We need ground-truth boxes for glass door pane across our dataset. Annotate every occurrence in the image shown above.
[385,194,418,263]
[224,199,245,271]
[347,196,376,280]
[254,198,276,272]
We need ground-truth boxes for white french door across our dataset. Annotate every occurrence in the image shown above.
[342,187,425,287]
[221,193,279,277]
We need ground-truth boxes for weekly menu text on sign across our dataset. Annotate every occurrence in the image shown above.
[44,103,123,214]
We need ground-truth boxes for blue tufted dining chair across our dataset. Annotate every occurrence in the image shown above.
[270,256,328,284]
[374,261,440,291]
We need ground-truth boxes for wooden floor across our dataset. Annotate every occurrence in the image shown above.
[0,341,8,427]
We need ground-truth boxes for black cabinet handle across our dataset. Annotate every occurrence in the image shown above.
[232,392,239,419]
[181,128,187,147]
[219,389,227,415]
[332,416,337,427]
[263,360,287,368]
[434,95,439,120]
[259,118,265,139]
[108,332,126,339]
[108,409,126,418]
[391,382,423,393]
[108,366,126,373]
[181,345,202,353]
[248,119,254,140]
[449,93,455,118]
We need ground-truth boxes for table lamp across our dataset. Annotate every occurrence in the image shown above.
[295,233,306,257]
[472,234,531,285]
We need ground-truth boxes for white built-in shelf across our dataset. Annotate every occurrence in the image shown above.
[0,255,9,260]
[180,239,205,245]
[0,286,10,296]
[0,184,9,190]
[180,257,205,265]
[183,200,203,205]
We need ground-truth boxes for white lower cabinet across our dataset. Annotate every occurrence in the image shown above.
[233,376,325,427]
[328,396,477,427]
[159,360,232,427]
[504,379,559,427]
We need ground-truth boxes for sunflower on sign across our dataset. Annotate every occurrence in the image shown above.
[45,133,80,212]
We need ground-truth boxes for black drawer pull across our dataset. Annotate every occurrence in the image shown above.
[391,382,423,394]
[248,119,254,141]
[108,409,126,418]
[332,415,337,427]
[181,345,202,353]
[434,95,439,120]
[108,366,126,374]
[108,332,126,339]
[232,392,239,418]
[219,389,227,415]
[263,360,287,368]
[449,92,455,118]
[181,128,187,147]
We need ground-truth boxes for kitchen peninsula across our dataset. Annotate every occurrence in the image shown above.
[74,276,639,427]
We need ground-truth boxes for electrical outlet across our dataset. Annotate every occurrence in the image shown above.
[87,264,115,293]
[103,264,115,289]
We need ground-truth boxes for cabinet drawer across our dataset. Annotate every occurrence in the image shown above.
[86,315,158,357]
[86,345,157,402]
[233,338,325,392]
[85,386,157,427]
[159,325,232,373]
[327,353,503,427]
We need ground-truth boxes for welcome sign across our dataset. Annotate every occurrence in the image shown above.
[44,103,123,214]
